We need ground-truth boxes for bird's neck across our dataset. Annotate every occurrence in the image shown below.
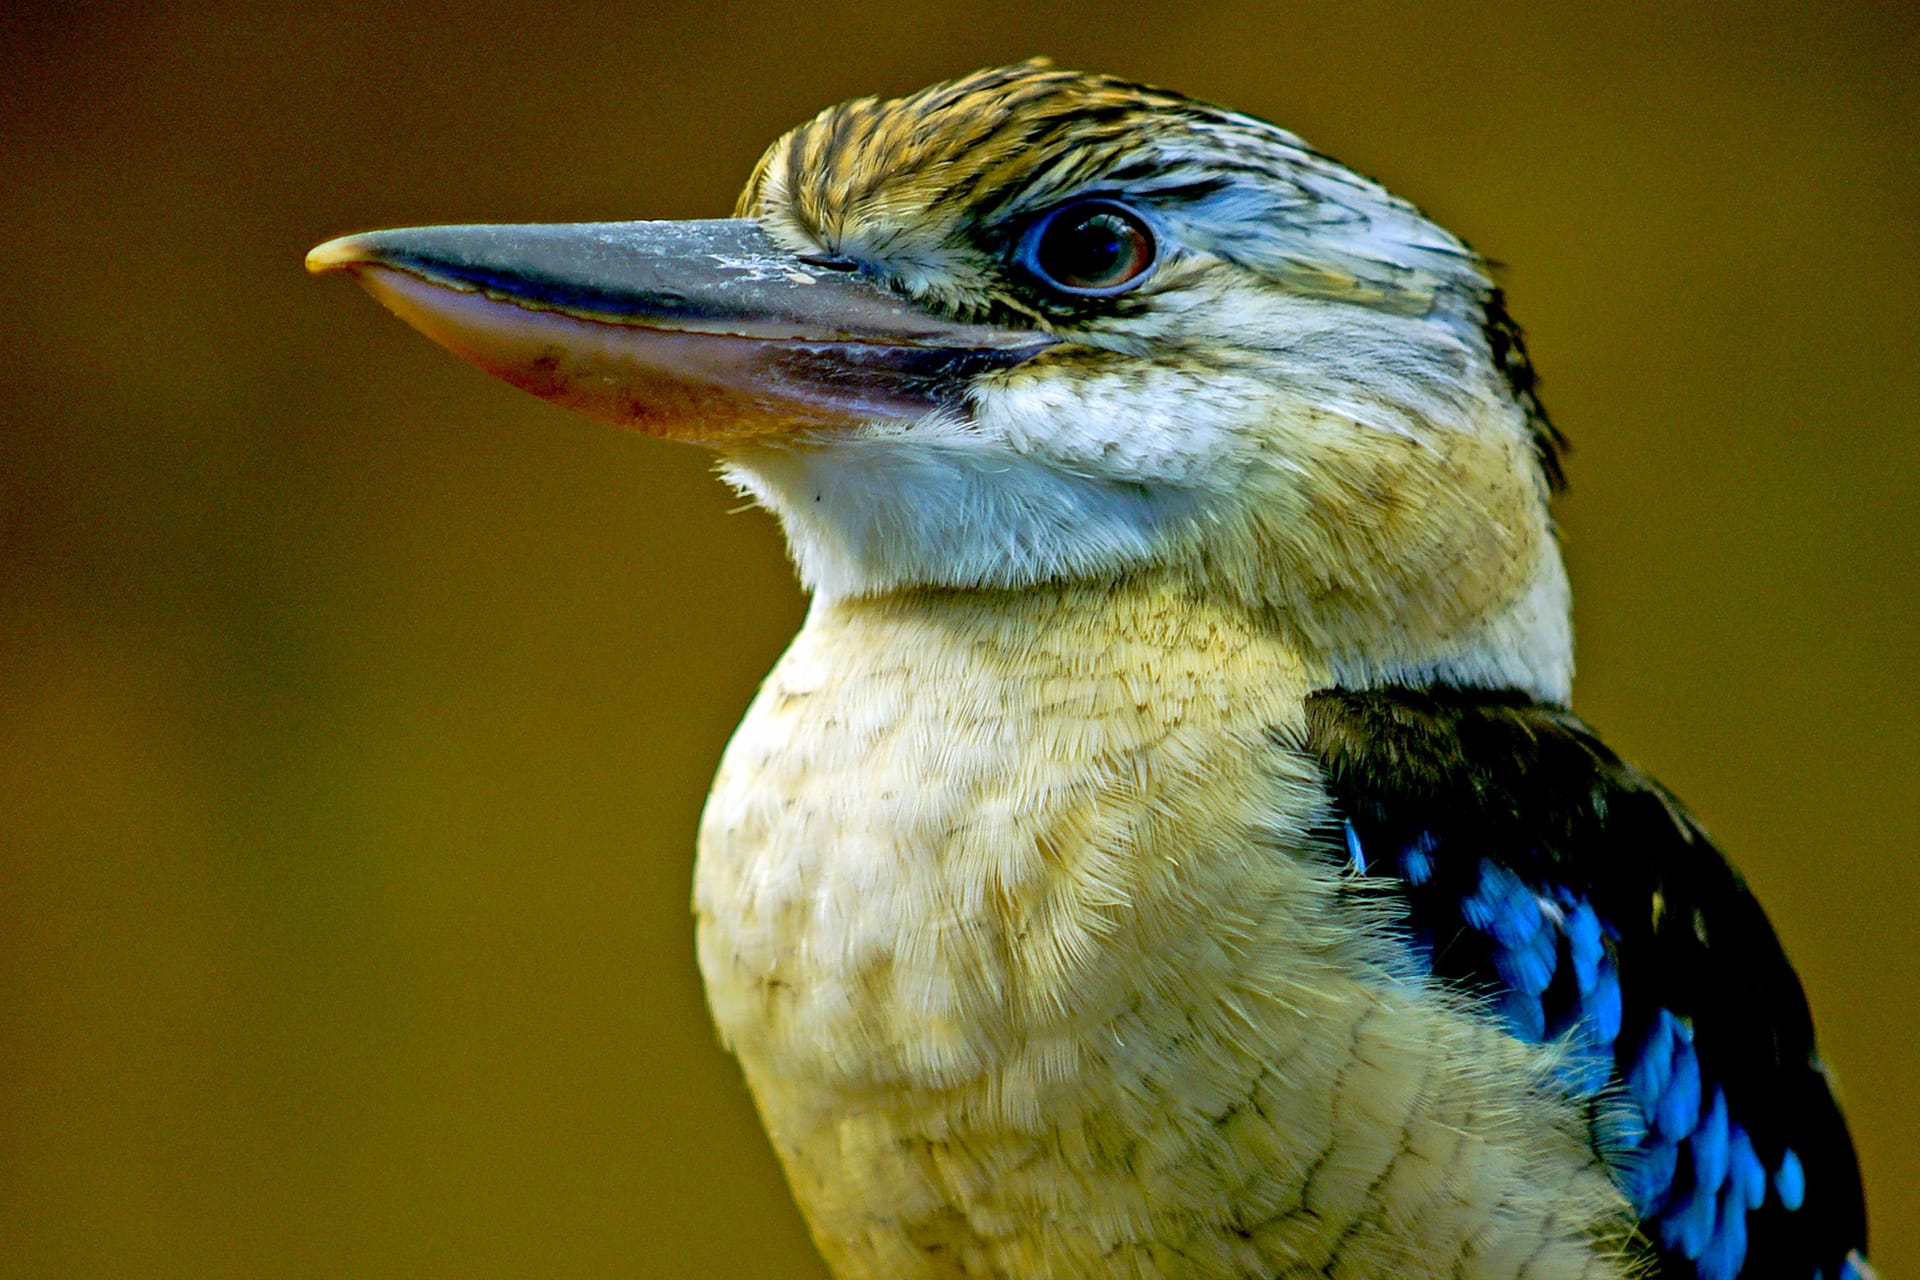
[723,426,1575,707]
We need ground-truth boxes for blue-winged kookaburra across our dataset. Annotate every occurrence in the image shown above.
[308,62,1871,1280]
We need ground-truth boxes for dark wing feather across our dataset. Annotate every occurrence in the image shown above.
[1300,687,1867,1280]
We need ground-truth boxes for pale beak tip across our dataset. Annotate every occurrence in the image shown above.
[306,233,376,276]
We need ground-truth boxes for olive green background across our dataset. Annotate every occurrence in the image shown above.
[2,2,1913,1275]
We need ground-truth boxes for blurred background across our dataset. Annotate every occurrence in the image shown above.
[2,2,1914,1275]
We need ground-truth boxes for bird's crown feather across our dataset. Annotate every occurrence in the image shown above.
[744,63,1475,314]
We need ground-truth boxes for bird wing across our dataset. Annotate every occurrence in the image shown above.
[1298,687,1867,1280]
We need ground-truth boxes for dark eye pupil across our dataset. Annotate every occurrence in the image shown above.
[1031,203,1154,293]
[1047,214,1128,279]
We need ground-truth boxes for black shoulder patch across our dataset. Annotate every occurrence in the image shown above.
[1300,686,1867,1280]
[1482,287,1568,493]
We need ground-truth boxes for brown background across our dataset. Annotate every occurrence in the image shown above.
[2,2,1914,1276]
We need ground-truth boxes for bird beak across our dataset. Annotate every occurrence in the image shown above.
[306,219,1054,442]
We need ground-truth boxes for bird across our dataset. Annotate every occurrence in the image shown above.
[307,61,1870,1280]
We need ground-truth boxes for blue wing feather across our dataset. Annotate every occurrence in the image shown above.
[1302,687,1868,1280]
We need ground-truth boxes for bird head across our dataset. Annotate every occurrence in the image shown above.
[309,62,1574,701]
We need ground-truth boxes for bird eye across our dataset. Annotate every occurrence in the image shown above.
[1016,199,1157,297]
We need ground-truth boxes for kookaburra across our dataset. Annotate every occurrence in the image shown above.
[308,62,1870,1280]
